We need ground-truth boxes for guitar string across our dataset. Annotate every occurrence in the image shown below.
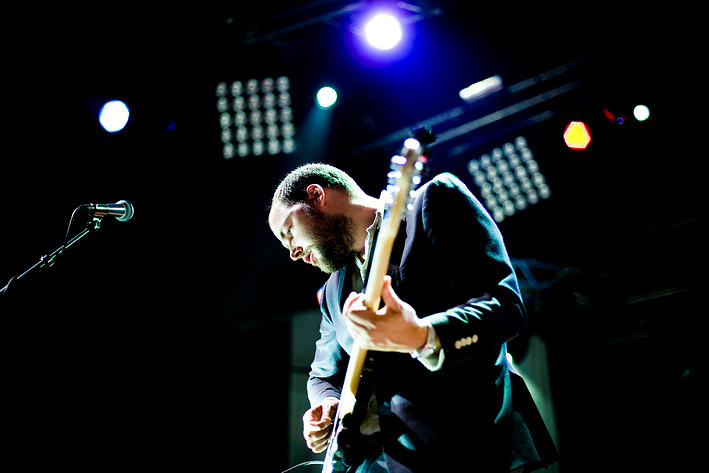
[278,460,325,473]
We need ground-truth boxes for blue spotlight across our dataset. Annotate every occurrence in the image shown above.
[316,87,338,109]
[99,100,130,133]
[364,13,402,50]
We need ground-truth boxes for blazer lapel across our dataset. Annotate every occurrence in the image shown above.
[324,264,355,355]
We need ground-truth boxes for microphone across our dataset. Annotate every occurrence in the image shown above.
[86,200,134,222]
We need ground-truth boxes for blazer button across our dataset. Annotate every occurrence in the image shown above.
[454,335,479,349]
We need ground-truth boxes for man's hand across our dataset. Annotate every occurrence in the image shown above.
[343,275,428,353]
[303,397,339,453]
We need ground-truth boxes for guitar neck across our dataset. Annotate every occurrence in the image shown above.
[363,229,398,310]
[337,343,367,419]
[335,146,421,421]
[336,228,399,419]
[322,136,428,473]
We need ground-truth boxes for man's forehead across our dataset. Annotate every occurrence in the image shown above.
[269,201,295,235]
[268,202,286,227]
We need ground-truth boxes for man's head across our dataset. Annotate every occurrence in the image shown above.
[269,164,362,274]
[272,163,362,208]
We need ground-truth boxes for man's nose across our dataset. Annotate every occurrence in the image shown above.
[290,245,303,261]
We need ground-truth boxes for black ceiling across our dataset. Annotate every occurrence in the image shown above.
[3,0,701,323]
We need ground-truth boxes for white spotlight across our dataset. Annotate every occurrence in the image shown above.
[365,13,402,50]
[316,87,338,109]
[99,100,130,133]
[633,104,650,122]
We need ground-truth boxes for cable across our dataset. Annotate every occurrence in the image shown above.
[279,460,324,473]
[61,205,88,254]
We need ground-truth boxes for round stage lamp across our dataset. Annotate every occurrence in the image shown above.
[316,87,338,109]
[633,104,650,122]
[99,100,130,133]
[364,13,402,50]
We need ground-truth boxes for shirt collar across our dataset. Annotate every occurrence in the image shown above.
[354,209,383,285]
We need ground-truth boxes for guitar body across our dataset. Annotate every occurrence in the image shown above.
[320,137,428,473]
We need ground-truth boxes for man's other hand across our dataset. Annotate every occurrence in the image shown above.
[302,397,339,453]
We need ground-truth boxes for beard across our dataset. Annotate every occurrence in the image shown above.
[304,205,357,274]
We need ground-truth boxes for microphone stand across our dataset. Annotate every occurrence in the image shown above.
[15,216,104,283]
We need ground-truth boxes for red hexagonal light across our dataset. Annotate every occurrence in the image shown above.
[563,121,591,150]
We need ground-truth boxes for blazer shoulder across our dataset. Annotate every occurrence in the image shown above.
[412,172,480,214]
[430,172,467,188]
[415,172,472,199]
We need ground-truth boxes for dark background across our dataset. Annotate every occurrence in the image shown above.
[1,2,703,471]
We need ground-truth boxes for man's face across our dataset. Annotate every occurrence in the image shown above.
[270,200,355,274]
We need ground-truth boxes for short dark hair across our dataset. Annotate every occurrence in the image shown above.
[273,163,360,207]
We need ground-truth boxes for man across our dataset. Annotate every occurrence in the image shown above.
[269,163,558,473]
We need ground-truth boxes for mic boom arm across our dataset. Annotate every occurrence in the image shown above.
[14,200,134,282]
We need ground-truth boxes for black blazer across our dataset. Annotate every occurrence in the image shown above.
[309,173,558,472]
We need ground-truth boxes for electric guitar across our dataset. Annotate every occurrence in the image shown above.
[321,136,428,473]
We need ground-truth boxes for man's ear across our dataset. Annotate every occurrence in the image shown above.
[305,184,325,207]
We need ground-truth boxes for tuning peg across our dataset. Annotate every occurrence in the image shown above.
[388,170,402,181]
[403,138,420,151]
[390,155,406,167]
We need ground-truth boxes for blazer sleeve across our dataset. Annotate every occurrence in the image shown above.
[416,173,527,366]
[306,281,348,407]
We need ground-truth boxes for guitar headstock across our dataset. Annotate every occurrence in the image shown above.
[364,134,431,309]
[381,137,428,217]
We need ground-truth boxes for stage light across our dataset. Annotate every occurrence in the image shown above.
[459,75,503,102]
[563,121,591,150]
[215,77,295,159]
[633,104,650,122]
[316,86,338,109]
[99,100,130,133]
[467,136,550,222]
[364,13,402,50]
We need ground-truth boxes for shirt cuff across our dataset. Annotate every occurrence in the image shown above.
[417,342,445,371]
[412,320,444,371]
